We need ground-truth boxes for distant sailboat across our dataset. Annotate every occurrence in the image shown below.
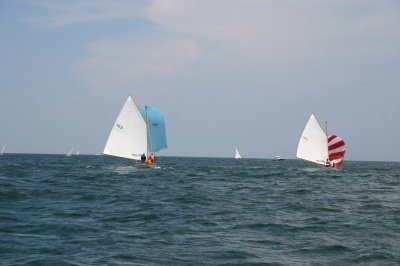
[234,147,242,159]
[272,155,285,161]
[103,95,167,166]
[0,144,6,156]
[66,147,74,157]
[296,113,346,168]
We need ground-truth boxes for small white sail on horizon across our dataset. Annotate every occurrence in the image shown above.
[296,113,346,168]
[234,147,242,159]
[66,147,74,157]
[1,144,6,156]
[272,155,285,161]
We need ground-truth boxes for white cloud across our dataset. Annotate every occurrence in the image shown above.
[149,0,398,55]
[77,37,201,91]
[27,0,146,28]
[30,0,398,95]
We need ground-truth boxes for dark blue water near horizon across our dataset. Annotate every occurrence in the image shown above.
[1,154,400,265]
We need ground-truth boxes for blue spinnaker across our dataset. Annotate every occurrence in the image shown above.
[141,106,167,152]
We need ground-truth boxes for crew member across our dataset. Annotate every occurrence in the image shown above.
[141,153,146,163]
[145,154,156,165]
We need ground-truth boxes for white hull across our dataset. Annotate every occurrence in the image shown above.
[272,156,285,161]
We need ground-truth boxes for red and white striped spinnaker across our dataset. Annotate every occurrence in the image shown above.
[328,135,346,168]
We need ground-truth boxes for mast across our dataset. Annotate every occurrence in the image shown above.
[325,120,328,163]
[145,105,150,158]
[325,121,328,136]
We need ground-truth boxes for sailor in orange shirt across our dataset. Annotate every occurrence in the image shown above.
[145,154,156,165]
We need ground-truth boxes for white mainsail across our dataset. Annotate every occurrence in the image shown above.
[103,96,148,161]
[234,147,242,159]
[66,147,74,157]
[0,144,6,156]
[296,114,328,166]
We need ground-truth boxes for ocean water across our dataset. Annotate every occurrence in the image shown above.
[1,154,400,265]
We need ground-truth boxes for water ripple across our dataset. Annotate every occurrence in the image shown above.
[0,155,399,265]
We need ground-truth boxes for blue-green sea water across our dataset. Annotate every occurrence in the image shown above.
[1,154,400,265]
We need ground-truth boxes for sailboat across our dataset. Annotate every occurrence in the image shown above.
[0,144,6,156]
[103,95,167,166]
[66,147,74,157]
[234,147,242,159]
[272,155,285,161]
[296,113,346,169]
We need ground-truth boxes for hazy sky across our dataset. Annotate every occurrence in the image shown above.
[0,0,399,161]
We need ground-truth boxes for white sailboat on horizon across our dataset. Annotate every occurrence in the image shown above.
[272,155,285,161]
[234,147,242,159]
[296,113,346,168]
[1,144,6,156]
[66,147,74,157]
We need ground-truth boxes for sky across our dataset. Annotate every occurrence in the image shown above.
[0,0,399,161]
